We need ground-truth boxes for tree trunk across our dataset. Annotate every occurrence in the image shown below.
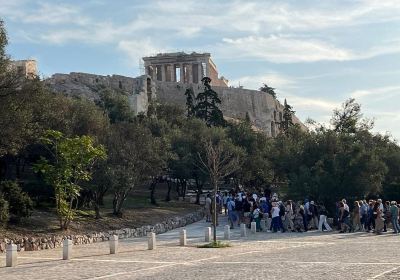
[213,179,218,243]
[150,178,158,206]
[195,176,202,204]
[165,180,172,202]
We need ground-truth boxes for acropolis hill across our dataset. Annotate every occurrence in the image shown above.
[44,52,304,136]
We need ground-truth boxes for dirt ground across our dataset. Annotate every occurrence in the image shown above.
[0,183,201,239]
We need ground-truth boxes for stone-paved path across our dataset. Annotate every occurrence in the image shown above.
[1,215,400,279]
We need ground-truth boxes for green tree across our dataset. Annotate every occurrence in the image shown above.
[96,89,134,123]
[0,180,33,223]
[259,83,277,98]
[280,99,295,134]
[331,98,374,133]
[184,87,195,118]
[0,195,8,227]
[33,130,106,229]
[169,119,209,202]
[107,122,164,216]
[227,120,274,189]
[194,77,225,127]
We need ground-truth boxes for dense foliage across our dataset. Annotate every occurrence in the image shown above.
[1,20,399,229]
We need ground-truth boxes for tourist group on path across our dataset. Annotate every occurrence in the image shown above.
[203,189,400,235]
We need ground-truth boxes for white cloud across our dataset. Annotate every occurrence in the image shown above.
[218,35,351,63]
[117,39,164,65]
[230,73,297,93]
[215,35,400,63]
[350,86,400,100]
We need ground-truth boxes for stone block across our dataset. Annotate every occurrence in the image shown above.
[6,244,17,267]
[205,227,212,242]
[240,223,247,237]
[224,225,230,240]
[63,239,72,260]
[251,222,256,234]
[148,232,156,250]
[180,229,187,246]
[110,235,118,254]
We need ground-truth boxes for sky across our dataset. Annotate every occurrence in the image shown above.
[1,0,400,140]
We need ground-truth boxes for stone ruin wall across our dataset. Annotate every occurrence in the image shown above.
[154,81,305,137]
[45,72,304,136]
[45,72,155,115]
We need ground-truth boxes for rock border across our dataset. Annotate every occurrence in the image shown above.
[0,209,204,253]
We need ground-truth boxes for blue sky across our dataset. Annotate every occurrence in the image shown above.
[1,0,400,140]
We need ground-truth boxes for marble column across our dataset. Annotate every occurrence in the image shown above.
[187,64,193,83]
[168,64,174,82]
[180,63,185,83]
[161,64,166,81]
[198,63,203,83]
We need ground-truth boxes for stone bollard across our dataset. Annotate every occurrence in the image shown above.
[240,223,247,237]
[6,244,17,267]
[148,232,156,250]
[266,218,272,231]
[63,239,72,260]
[251,222,257,234]
[205,227,211,242]
[224,225,230,240]
[110,235,118,254]
[180,229,187,246]
[260,219,267,231]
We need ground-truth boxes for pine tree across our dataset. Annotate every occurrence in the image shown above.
[259,83,277,99]
[280,99,295,134]
[194,77,225,127]
[184,87,195,118]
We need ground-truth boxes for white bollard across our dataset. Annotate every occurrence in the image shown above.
[110,235,118,254]
[205,227,211,242]
[63,239,72,260]
[260,219,267,231]
[224,225,230,240]
[251,222,257,234]
[6,244,17,267]
[148,232,156,250]
[240,223,247,237]
[267,218,272,231]
[180,229,187,246]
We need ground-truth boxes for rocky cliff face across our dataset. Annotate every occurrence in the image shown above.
[45,72,305,135]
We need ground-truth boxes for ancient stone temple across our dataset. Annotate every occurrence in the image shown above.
[143,52,228,87]
[10,60,38,78]
[45,52,306,137]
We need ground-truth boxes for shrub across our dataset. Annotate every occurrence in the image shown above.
[0,180,33,222]
[0,195,9,227]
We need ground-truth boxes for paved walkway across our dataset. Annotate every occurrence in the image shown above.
[1,215,400,279]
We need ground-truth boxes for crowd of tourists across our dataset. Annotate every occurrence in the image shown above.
[203,190,400,235]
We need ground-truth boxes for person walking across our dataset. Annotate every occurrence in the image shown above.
[284,200,295,232]
[352,201,362,231]
[309,201,319,230]
[252,203,262,232]
[339,201,351,233]
[271,202,281,232]
[374,201,384,235]
[390,201,399,234]
[318,203,332,232]
[227,197,237,229]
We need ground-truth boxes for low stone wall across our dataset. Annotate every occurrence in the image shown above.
[0,210,204,253]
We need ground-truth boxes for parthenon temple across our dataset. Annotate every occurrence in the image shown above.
[142,52,229,87]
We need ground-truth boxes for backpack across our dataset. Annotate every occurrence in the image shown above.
[243,200,251,212]
[235,199,243,211]
[279,204,285,217]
